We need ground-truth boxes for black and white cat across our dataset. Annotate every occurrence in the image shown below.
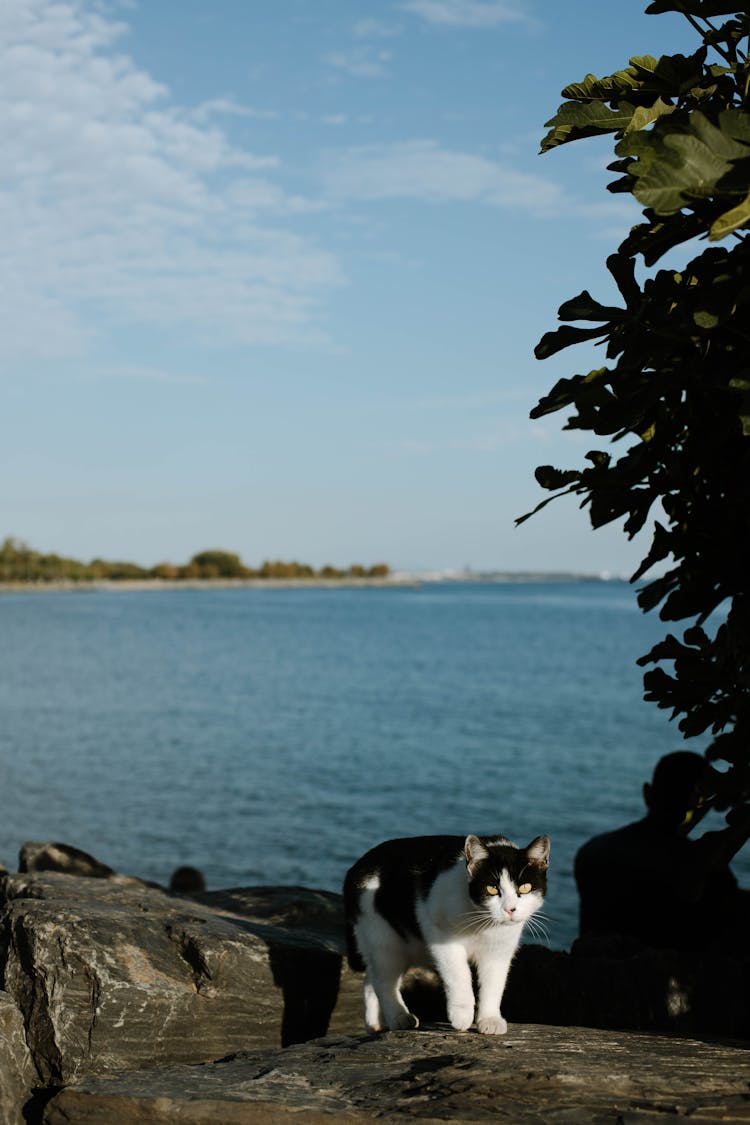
[344,832,550,1035]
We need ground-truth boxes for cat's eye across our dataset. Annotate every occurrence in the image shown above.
[518,883,532,895]
[485,884,499,896]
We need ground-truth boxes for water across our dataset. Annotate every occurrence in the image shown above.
[1,581,746,950]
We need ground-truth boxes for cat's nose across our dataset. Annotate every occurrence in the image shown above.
[504,905,516,918]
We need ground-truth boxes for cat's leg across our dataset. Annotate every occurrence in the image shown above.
[368,954,419,1031]
[430,943,475,1030]
[358,927,418,1031]
[363,974,385,1033]
[474,952,513,1035]
[368,963,420,1030]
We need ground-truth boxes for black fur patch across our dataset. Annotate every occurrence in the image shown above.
[344,836,465,944]
[466,840,547,905]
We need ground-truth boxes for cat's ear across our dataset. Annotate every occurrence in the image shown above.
[464,835,489,877]
[526,835,550,869]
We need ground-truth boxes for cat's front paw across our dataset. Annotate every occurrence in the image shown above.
[476,1015,508,1036]
[448,1002,475,1031]
[388,1011,419,1031]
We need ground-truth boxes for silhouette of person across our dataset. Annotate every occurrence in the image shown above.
[574,751,749,952]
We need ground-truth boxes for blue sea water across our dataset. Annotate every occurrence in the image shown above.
[1,580,746,950]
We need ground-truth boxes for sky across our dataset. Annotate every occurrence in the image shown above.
[1,0,699,574]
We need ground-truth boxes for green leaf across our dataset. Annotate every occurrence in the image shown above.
[616,130,663,179]
[534,465,581,490]
[728,377,750,434]
[617,210,708,266]
[534,324,609,360]
[515,485,580,526]
[710,188,750,240]
[561,69,641,101]
[529,375,583,419]
[718,109,750,147]
[646,1,746,14]
[625,97,676,133]
[628,47,707,93]
[693,309,720,327]
[541,101,638,153]
[628,55,662,80]
[557,290,625,323]
[632,133,732,213]
[691,111,750,161]
[585,450,611,468]
[607,253,642,306]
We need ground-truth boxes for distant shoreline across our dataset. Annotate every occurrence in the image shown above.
[0,572,623,594]
[0,577,414,593]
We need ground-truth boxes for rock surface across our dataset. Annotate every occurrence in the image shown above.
[43,1024,750,1124]
[0,871,358,1087]
[2,844,750,1124]
[504,942,750,1040]
[19,841,117,880]
[0,991,38,1125]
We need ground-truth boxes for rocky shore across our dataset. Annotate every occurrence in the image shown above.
[1,843,748,1123]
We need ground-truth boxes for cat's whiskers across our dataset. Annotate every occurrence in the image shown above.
[457,910,494,935]
[522,911,551,946]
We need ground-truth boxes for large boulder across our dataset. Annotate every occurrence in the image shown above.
[42,1024,750,1124]
[17,841,162,889]
[19,841,116,879]
[0,991,37,1125]
[0,871,360,1087]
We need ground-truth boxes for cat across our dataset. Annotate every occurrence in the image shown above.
[343,832,550,1035]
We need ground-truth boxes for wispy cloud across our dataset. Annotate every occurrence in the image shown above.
[191,97,280,124]
[0,0,341,362]
[352,18,402,40]
[402,0,531,28]
[322,16,402,79]
[322,140,564,214]
[322,45,394,79]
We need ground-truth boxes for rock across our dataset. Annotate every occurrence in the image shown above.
[17,841,162,890]
[4,842,750,1123]
[19,841,116,879]
[0,991,38,1125]
[42,1024,750,1124]
[169,866,206,894]
[504,943,750,1040]
[0,871,359,1087]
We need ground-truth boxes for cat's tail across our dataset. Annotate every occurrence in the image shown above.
[343,869,366,973]
[345,921,366,973]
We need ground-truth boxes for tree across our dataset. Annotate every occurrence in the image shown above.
[520,2,750,820]
[187,550,250,579]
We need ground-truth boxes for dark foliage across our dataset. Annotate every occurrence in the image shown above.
[520,2,750,815]
[0,537,389,583]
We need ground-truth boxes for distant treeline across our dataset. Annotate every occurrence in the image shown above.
[0,538,390,583]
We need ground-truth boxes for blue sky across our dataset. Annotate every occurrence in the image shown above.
[2,0,697,573]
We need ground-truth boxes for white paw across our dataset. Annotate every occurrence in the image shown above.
[476,1015,508,1036]
[388,1010,419,1031]
[448,1002,475,1031]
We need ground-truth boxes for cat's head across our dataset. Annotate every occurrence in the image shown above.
[464,834,549,927]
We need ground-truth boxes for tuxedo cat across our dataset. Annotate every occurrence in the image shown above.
[344,832,550,1035]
